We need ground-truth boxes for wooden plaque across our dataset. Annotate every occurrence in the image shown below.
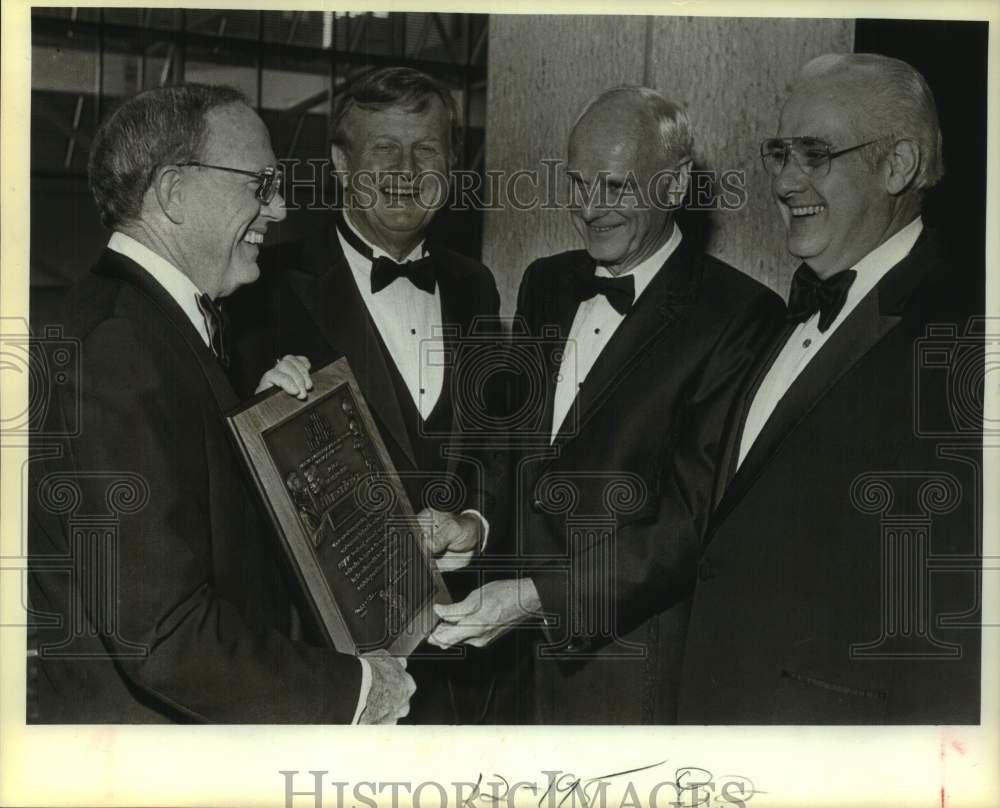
[227,358,449,656]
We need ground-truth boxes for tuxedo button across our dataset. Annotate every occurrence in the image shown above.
[698,559,716,581]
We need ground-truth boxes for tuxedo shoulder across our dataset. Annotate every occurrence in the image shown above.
[433,244,496,283]
[38,270,139,342]
[697,253,784,315]
[521,250,589,286]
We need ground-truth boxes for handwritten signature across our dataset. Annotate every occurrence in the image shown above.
[462,761,760,808]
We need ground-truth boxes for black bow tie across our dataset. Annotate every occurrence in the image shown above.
[370,255,436,295]
[574,265,636,316]
[195,293,230,368]
[335,212,436,295]
[786,264,857,333]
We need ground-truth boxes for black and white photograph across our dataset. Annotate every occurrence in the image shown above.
[1,0,997,805]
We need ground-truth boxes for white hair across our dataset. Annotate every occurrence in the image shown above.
[798,52,944,190]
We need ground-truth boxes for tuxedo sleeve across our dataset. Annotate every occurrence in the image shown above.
[530,287,785,654]
[70,317,362,722]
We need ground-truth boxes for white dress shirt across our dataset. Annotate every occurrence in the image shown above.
[338,217,444,421]
[107,232,212,348]
[551,223,683,441]
[107,230,374,724]
[337,218,488,572]
[737,216,924,467]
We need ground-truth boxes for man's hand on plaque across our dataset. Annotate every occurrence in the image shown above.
[255,355,313,400]
[428,578,542,649]
[358,650,415,725]
[415,507,482,556]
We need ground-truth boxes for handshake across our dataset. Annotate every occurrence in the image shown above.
[355,507,543,724]
[258,359,541,722]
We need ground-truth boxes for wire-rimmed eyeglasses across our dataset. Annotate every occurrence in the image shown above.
[759,137,879,177]
[177,161,283,204]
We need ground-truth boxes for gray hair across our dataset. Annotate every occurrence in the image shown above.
[798,53,943,190]
[572,84,694,166]
[329,66,462,164]
[88,83,250,229]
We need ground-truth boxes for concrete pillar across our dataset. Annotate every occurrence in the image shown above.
[482,15,854,314]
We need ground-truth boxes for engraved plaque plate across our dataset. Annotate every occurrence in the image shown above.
[227,358,449,656]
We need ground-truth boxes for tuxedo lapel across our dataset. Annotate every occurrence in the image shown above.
[730,294,899,501]
[287,230,417,469]
[538,260,590,446]
[712,229,943,528]
[92,249,240,414]
[551,243,697,452]
[711,320,797,505]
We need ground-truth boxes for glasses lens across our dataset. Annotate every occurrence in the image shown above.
[795,138,833,172]
[760,140,789,174]
[257,169,282,204]
[257,172,272,203]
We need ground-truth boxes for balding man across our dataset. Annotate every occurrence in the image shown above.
[679,54,982,723]
[430,86,784,723]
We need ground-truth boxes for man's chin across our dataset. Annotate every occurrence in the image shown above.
[371,208,437,238]
[585,241,628,267]
[220,263,261,298]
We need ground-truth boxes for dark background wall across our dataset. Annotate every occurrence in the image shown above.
[854,18,988,279]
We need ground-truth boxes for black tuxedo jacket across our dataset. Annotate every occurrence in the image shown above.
[27,249,362,723]
[228,214,502,519]
[678,229,982,724]
[510,239,785,723]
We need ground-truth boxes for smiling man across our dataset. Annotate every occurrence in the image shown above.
[230,67,502,723]
[428,85,784,723]
[27,84,415,724]
[679,54,982,723]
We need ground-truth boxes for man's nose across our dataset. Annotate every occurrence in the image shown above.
[261,190,287,222]
[575,189,602,221]
[772,154,809,197]
[392,147,416,177]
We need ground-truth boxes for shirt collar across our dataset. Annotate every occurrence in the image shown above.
[595,222,683,302]
[338,212,426,270]
[106,231,211,348]
[841,215,923,309]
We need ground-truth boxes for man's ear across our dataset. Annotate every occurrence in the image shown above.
[884,138,921,195]
[654,159,691,210]
[152,166,185,224]
[331,143,351,197]
[330,143,350,174]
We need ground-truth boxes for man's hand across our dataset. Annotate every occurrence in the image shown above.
[357,650,415,725]
[255,355,313,400]
[415,508,482,556]
[428,578,541,649]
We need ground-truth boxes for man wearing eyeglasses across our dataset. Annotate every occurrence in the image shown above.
[427,85,784,723]
[28,84,415,724]
[678,54,982,723]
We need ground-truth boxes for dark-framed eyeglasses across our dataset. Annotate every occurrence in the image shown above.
[177,161,283,204]
[759,137,879,177]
